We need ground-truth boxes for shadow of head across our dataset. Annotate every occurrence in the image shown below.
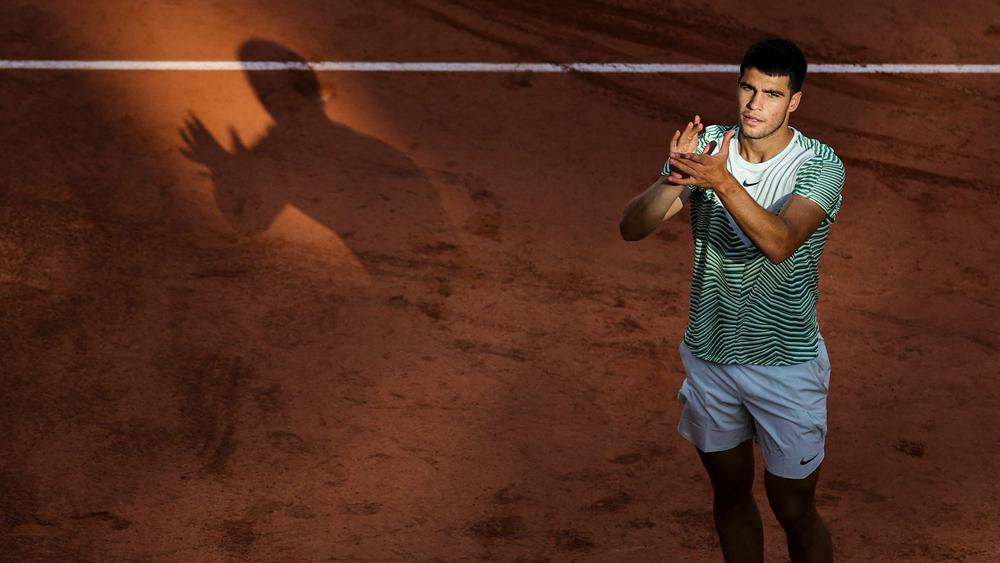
[238,39,324,122]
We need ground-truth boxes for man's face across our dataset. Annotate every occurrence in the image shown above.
[737,67,802,140]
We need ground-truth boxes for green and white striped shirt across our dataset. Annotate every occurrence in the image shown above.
[661,125,845,366]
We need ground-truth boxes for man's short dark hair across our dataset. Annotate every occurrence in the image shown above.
[740,38,807,93]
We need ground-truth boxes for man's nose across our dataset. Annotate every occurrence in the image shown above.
[746,93,762,110]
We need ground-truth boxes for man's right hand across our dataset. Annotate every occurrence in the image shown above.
[670,115,703,154]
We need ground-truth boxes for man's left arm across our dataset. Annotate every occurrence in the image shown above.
[666,130,843,264]
[712,181,827,264]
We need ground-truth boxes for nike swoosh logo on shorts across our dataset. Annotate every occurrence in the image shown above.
[800,453,820,465]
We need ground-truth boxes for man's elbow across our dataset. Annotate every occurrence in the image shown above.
[765,252,790,265]
[764,242,797,264]
[762,223,804,264]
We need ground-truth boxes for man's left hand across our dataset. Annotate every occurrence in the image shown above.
[665,129,737,190]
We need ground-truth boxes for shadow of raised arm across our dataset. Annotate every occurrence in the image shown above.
[179,112,285,236]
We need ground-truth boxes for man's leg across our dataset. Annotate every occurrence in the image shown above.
[697,439,763,563]
[764,465,833,563]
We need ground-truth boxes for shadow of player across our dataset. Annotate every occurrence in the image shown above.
[179,39,460,275]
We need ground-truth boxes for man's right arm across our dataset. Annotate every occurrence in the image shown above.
[619,176,692,241]
[619,116,710,241]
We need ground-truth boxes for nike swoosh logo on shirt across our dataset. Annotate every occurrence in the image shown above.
[742,179,760,187]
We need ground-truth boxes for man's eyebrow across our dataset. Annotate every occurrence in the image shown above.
[740,81,787,96]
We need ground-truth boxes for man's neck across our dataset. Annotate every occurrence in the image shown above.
[738,126,795,163]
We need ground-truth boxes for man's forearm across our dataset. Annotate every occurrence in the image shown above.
[620,177,685,241]
[714,177,793,263]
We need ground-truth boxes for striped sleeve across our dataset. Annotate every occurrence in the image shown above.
[793,154,845,222]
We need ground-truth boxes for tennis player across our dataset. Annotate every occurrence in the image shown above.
[620,38,844,563]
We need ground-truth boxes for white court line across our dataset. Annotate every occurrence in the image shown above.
[0,60,999,73]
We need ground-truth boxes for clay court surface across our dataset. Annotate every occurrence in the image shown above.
[2,1,999,561]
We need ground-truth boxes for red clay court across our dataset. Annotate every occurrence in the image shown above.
[2,1,999,561]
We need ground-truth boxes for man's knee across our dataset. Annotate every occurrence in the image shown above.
[711,472,754,503]
[764,467,820,532]
[769,497,819,533]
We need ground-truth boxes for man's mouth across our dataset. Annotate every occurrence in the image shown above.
[742,115,763,126]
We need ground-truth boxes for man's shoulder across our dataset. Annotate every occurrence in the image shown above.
[790,130,846,220]
[793,129,844,173]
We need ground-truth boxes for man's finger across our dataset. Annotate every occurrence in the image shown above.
[665,174,694,186]
[674,153,705,165]
[703,140,717,156]
[718,129,736,157]
[668,157,699,177]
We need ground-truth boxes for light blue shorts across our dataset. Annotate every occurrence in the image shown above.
[676,336,831,479]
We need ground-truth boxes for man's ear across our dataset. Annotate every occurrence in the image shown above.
[789,91,803,113]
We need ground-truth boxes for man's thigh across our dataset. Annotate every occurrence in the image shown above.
[676,341,756,453]
[697,439,756,496]
[740,338,831,480]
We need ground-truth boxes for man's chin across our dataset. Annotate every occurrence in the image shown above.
[740,124,776,140]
